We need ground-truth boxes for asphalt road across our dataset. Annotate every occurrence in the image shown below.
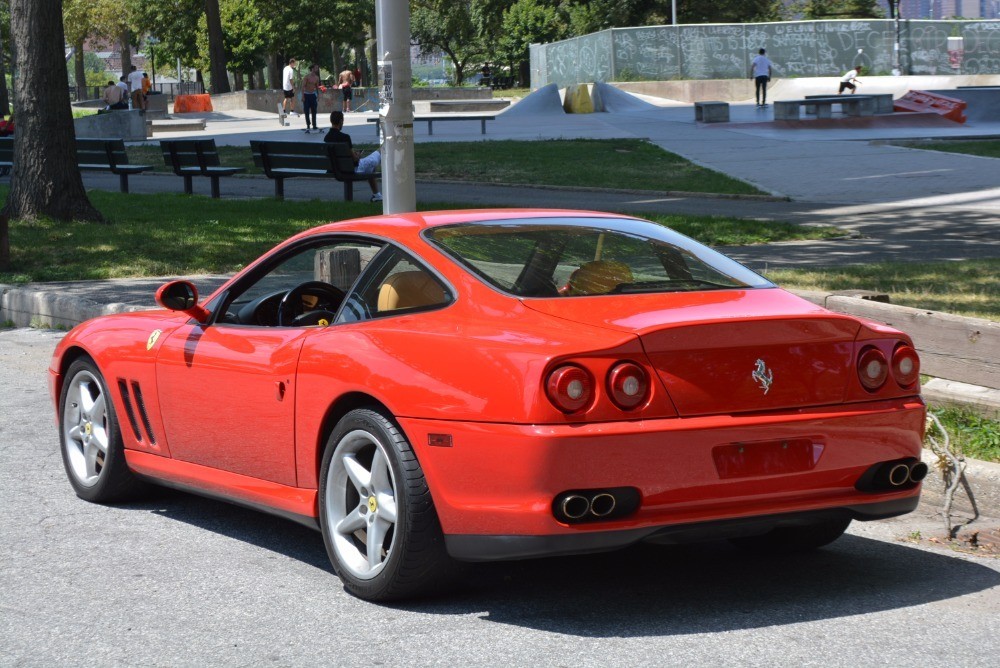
[2,327,998,667]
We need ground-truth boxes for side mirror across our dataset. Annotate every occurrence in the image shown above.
[156,280,210,323]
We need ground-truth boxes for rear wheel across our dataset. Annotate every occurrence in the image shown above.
[729,517,852,554]
[59,357,145,502]
[319,407,451,601]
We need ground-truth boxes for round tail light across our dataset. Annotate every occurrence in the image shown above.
[891,344,920,387]
[546,365,593,413]
[857,346,888,391]
[607,362,649,410]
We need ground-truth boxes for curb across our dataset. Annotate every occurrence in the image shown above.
[0,285,145,329]
[920,449,1000,519]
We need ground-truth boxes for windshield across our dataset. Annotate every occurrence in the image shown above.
[425,217,773,298]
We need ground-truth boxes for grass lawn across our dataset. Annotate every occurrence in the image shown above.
[0,188,837,283]
[928,405,1000,463]
[764,260,1000,322]
[127,139,764,196]
[897,139,1000,159]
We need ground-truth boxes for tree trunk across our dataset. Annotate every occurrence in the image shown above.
[0,29,10,116]
[0,213,9,270]
[119,30,132,79]
[74,38,86,101]
[233,71,244,91]
[204,0,231,94]
[2,0,101,222]
[268,53,280,90]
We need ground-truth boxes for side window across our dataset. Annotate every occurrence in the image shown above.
[219,239,382,327]
[337,249,451,323]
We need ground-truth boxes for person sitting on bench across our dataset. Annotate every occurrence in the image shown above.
[323,110,382,202]
[103,80,128,110]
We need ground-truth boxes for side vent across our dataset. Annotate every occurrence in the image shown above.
[116,379,143,443]
[130,381,157,446]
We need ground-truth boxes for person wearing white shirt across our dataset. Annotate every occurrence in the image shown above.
[127,66,145,111]
[749,48,773,108]
[282,58,298,116]
[839,66,863,94]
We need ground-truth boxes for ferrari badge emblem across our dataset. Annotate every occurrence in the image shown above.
[146,329,162,351]
[752,358,773,394]
[367,496,378,513]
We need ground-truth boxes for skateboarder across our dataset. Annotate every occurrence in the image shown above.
[749,48,773,108]
[838,66,863,94]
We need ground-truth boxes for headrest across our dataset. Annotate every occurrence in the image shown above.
[377,270,446,312]
[566,260,633,296]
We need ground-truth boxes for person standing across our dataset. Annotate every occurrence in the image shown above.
[301,64,321,133]
[338,68,356,112]
[127,65,145,111]
[838,66,863,94]
[282,58,298,117]
[749,48,773,108]
[324,110,382,201]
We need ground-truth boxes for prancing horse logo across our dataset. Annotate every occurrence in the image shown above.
[752,358,773,394]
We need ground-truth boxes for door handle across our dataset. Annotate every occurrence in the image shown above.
[275,381,286,401]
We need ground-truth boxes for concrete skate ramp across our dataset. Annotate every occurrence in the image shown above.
[502,83,565,116]
[927,88,1000,123]
[592,82,659,112]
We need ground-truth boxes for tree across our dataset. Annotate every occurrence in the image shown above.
[411,0,485,85]
[677,0,787,24]
[2,0,102,228]
[204,0,231,93]
[64,0,95,100]
[497,0,565,85]
[0,0,11,117]
[797,0,883,19]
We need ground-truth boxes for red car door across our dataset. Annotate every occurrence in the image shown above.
[154,322,310,487]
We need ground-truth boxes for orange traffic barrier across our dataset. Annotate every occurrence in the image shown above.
[173,94,213,113]
[893,90,967,123]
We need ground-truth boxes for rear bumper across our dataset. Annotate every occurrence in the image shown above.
[445,495,919,561]
[400,397,926,557]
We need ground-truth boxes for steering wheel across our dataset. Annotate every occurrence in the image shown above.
[277,281,346,327]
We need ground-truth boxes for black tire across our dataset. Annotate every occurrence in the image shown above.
[58,357,146,502]
[729,516,851,554]
[318,407,452,601]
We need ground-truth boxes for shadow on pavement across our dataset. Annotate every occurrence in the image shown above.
[140,488,999,637]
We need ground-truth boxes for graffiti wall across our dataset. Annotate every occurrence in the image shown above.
[533,20,1000,88]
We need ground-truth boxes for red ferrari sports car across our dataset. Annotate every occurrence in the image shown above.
[51,210,927,601]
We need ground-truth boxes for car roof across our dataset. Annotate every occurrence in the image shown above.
[305,209,634,238]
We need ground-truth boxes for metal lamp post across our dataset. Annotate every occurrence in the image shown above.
[375,0,416,214]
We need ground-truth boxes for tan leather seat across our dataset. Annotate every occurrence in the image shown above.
[566,260,633,296]
[377,270,446,312]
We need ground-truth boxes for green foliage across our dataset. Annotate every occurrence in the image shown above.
[412,0,484,85]
[928,406,1000,463]
[795,0,884,19]
[196,0,271,78]
[496,0,566,72]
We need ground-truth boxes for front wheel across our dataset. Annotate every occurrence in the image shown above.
[58,357,145,502]
[729,517,852,554]
[319,407,451,601]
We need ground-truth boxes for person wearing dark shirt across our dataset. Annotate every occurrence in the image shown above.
[323,110,382,202]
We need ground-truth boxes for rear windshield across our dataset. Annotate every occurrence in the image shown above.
[425,217,773,298]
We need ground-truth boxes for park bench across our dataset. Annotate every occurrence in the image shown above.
[250,140,380,201]
[773,96,876,121]
[160,139,245,199]
[0,136,152,192]
[368,114,496,138]
[693,101,730,123]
